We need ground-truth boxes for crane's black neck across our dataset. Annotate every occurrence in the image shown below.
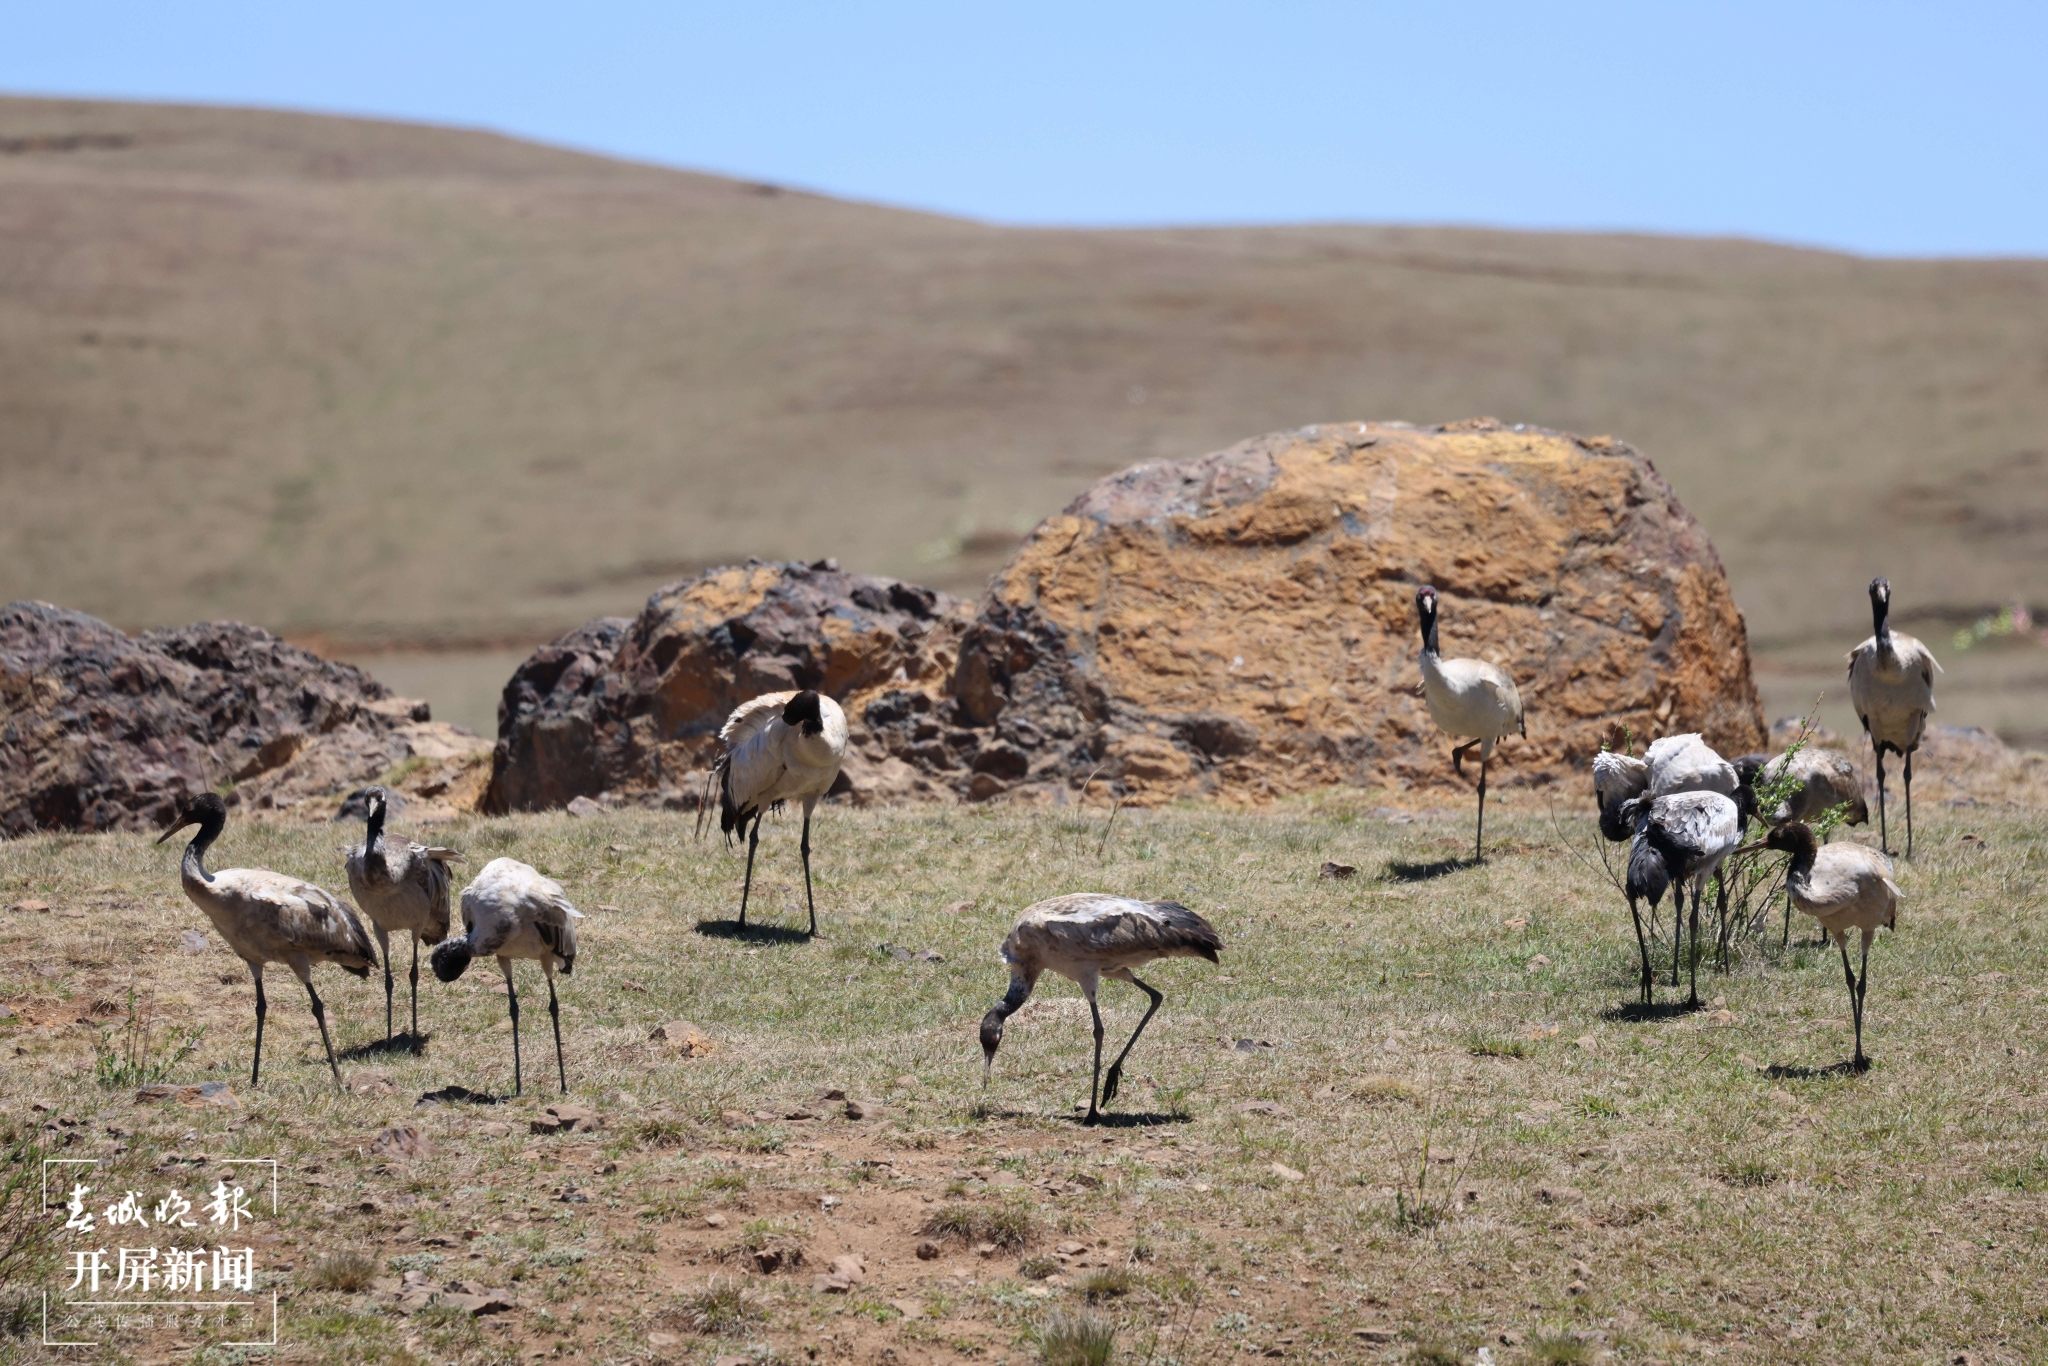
[991,972,1034,1021]
[365,794,386,852]
[1870,587,1891,645]
[182,809,225,884]
[1417,602,1439,657]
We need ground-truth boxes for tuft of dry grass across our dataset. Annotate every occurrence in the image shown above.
[1035,1308,1115,1366]
[304,1249,376,1292]
[921,1199,1034,1249]
[666,1276,764,1336]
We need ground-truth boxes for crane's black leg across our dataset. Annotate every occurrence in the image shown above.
[300,974,342,1090]
[377,926,394,1044]
[1903,749,1915,860]
[1475,752,1488,863]
[1872,739,1890,856]
[1450,740,1477,776]
[1628,895,1653,1006]
[738,814,762,929]
[545,966,567,1095]
[1716,870,1732,971]
[408,934,421,1049]
[1686,881,1701,1007]
[1782,882,1792,948]
[1669,884,1685,988]
[799,805,818,938]
[1851,942,1867,1081]
[1083,995,1106,1125]
[249,963,268,1088]
[503,961,523,1097]
[1853,936,1872,1072]
[1101,975,1164,1107]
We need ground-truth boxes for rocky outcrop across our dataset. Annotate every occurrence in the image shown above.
[491,423,1767,811]
[864,421,1765,803]
[0,601,487,835]
[483,561,969,812]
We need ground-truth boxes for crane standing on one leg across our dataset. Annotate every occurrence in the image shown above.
[697,689,848,935]
[1414,585,1524,862]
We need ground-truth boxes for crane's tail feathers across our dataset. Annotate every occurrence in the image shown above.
[425,847,466,864]
[1148,900,1225,961]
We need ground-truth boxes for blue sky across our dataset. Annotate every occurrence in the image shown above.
[5,2,2043,256]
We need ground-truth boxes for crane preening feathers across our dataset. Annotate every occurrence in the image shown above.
[1415,585,1525,861]
[696,689,849,935]
[979,895,1223,1125]
[158,792,375,1089]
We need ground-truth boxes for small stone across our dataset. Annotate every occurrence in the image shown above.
[913,948,945,964]
[479,1121,510,1137]
[973,1241,997,1258]
[530,1104,602,1135]
[915,1239,941,1260]
[1526,954,1551,971]
[1231,1101,1290,1118]
[648,1020,716,1057]
[1270,1162,1305,1182]
[830,1253,866,1283]
[813,1273,852,1294]
[1706,1009,1738,1026]
[845,1098,884,1121]
[10,900,49,914]
[564,796,605,818]
[1536,1185,1585,1205]
[1567,1280,1588,1296]
[704,1213,728,1228]
[1574,1035,1597,1051]
[814,1086,848,1101]
[1318,862,1356,880]
[178,929,211,953]
[784,1107,818,1121]
[940,900,973,915]
[1353,1328,1395,1343]
[1499,1330,1525,1346]
[893,1074,918,1089]
[370,1125,433,1160]
[648,1331,680,1348]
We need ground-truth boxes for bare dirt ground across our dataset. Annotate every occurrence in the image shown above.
[4,789,2047,1365]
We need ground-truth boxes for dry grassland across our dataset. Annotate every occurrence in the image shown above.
[3,793,2046,1365]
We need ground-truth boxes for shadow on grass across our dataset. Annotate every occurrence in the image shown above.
[1600,1000,1704,1024]
[1763,1060,1868,1080]
[340,1032,428,1061]
[1383,857,1477,883]
[415,1084,504,1106]
[693,918,813,945]
[1078,1111,1192,1129]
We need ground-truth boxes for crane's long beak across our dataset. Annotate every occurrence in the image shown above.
[1731,841,1766,857]
[155,819,193,846]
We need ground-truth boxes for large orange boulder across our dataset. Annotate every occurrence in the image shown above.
[913,421,1763,803]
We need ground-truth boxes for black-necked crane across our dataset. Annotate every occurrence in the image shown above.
[979,894,1223,1125]
[429,857,583,1096]
[1414,585,1524,861]
[695,688,848,935]
[342,786,462,1048]
[157,792,374,1088]
[1737,822,1900,1072]
[1847,577,1940,857]
[1617,790,1741,1007]
[1733,748,1870,828]
[1644,732,1739,801]
[1593,750,1649,843]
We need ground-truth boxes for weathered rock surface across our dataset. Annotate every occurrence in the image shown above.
[484,560,968,812]
[1,600,487,835]
[874,421,1765,803]
[489,424,1769,809]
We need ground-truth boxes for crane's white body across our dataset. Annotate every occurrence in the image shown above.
[718,691,850,818]
[1645,733,1738,799]
[1419,652,1524,758]
[1847,632,1939,758]
[433,857,584,1096]
[1593,750,1650,810]
[454,858,582,971]
[982,894,1223,1123]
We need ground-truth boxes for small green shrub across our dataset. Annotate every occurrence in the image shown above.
[1076,1266,1134,1300]
[1528,1332,1595,1365]
[667,1277,762,1336]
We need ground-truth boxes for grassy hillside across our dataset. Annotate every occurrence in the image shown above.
[5,96,2048,735]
